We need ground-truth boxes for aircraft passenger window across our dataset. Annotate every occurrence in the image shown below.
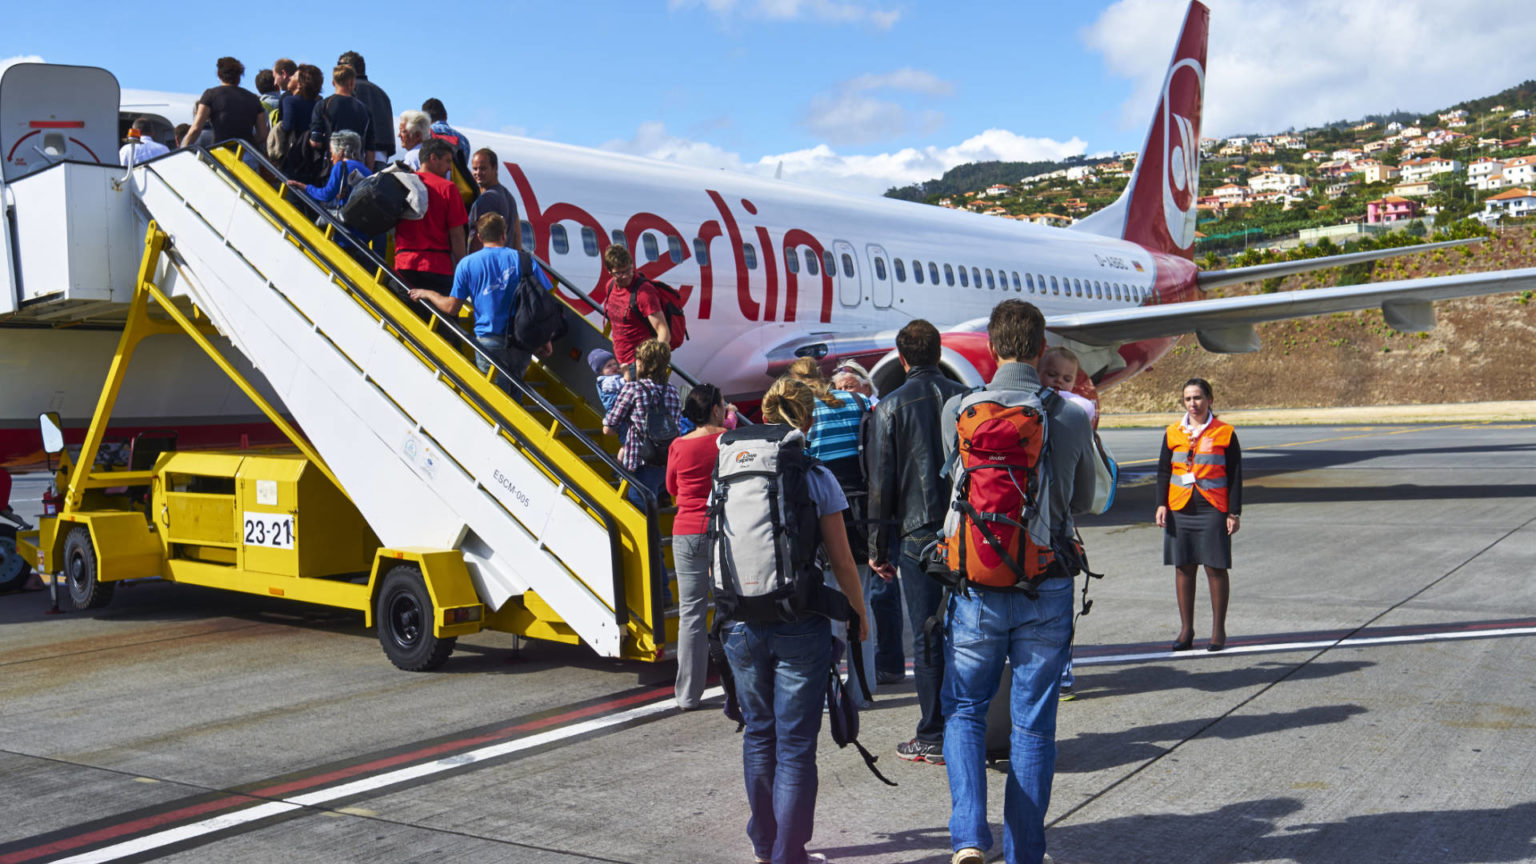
[1112,284,1121,301]
[805,249,819,275]
[944,264,955,286]
[894,258,906,282]
[1025,273,1035,293]
[668,235,685,262]
[693,237,710,267]
[1050,275,1059,295]
[642,232,660,262]
[958,266,969,287]
[841,253,855,278]
[521,222,535,252]
[581,226,599,257]
[745,243,759,270]
[551,224,570,255]
[972,268,982,289]
[1094,281,1103,299]
[985,269,995,290]
[874,257,887,281]
[1073,278,1083,297]
[610,229,627,249]
[824,250,836,275]
[1012,271,1022,292]
[913,260,924,284]
[929,262,940,284]
[785,247,800,274]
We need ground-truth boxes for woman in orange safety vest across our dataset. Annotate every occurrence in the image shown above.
[1155,378,1242,653]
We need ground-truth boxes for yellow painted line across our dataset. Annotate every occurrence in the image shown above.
[1117,421,1480,466]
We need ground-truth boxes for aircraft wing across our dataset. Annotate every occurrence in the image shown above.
[1047,267,1536,353]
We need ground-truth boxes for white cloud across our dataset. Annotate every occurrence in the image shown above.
[601,122,1085,195]
[0,54,46,78]
[670,0,900,29]
[803,68,955,145]
[1083,0,1536,138]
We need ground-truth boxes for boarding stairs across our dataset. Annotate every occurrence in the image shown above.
[95,144,678,660]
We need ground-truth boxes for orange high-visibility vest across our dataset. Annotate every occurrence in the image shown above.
[1165,418,1233,512]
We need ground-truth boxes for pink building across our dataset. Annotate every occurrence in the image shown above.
[1366,195,1421,224]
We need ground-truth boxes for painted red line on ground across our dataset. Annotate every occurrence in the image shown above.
[0,685,672,863]
[0,797,257,864]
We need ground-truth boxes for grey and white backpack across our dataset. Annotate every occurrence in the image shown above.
[707,424,834,624]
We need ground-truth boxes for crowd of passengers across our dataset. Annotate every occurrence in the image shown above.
[124,55,1154,864]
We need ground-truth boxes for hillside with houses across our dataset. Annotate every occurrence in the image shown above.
[892,80,1536,257]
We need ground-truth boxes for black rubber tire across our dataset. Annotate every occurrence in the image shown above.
[0,526,31,593]
[376,565,455,671]
[64,526,114,609]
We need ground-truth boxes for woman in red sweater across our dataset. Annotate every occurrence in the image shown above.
[667,384,734,710]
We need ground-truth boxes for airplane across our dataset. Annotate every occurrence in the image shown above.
[2,0,1532,464]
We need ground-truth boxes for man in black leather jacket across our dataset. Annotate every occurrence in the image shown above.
[866,319,969,764]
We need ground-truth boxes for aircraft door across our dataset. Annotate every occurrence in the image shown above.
[834,239,862,307]
[866,243,893,308]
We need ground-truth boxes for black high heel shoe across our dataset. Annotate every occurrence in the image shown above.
[1206,640,1227,652]
[1171,636,1194,652]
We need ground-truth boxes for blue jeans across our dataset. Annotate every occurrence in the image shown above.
[869,567,905,677]
[899,535,946,743]
[625,464,666,511]
[942,578,1073,864]
[474,333,531,393]
[725,616,831,864]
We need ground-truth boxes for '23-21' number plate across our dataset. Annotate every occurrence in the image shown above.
[242,512,295,549]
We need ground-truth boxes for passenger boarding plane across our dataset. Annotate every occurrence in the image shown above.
[2,0,1533,460]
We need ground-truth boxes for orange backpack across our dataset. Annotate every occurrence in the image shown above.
[935,390,1057,592]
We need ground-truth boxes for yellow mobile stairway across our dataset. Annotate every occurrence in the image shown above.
[28,142,681,668]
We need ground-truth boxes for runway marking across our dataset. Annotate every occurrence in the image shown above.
[7,618,1532,864]
[1116,421,1473,467]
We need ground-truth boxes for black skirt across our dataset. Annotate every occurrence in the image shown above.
[1163,492,1232,568]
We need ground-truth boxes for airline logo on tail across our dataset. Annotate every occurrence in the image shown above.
[1122,1,1209,260]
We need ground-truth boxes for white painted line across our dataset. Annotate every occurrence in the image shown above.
[1075,625,1536,667]
[53,685,725,864]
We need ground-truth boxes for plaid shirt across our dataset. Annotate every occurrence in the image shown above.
[603,379,681,471]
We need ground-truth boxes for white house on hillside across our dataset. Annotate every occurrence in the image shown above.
[1485,187,1536,220]
[1399,157,1461,184]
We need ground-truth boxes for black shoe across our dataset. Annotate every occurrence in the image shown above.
[1207,641,1227,652]
[896,738,945,765]
[876,670,906,685]
[1171,636,1194,652]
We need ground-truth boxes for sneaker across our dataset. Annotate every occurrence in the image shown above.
[896,737,945,765]
[952,848,984,864]
[1059,685,1076,702]
[876,669,906,685]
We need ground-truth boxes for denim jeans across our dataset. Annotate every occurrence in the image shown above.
[725,615,832,864]
[474,333,531,393]
[899,534,946,743]
[869,567,905,677]
[672,533,711,709]
[625,464,666,511]
[942,578,1073,864]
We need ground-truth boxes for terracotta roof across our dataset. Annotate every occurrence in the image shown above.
[1488,187,1535,201]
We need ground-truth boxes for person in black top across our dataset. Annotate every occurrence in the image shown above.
[308,65,373,157]
[338,51,395,169]
[182,57,267,150]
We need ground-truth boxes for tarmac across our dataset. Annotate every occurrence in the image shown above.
[1,419,1534,863]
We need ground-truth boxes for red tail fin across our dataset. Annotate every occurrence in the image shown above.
[1120,1,1209,259]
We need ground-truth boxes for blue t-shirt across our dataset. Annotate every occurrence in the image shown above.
[450,246,552,339]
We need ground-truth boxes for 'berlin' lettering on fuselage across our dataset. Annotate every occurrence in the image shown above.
[503,163,836,324]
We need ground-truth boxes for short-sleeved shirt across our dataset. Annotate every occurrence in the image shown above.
[666,431,724,536]
[807,463,849,517]
[395,171,468,275]
[309,94,373,148]
[197,85,263,147]
[468,183,519,251]
[279,93,317,135]
[450,246,552,339]
[603,279,663,365]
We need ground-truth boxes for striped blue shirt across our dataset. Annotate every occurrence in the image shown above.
[808,390,867,463]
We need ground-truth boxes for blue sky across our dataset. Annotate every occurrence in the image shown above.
[5,0,1534,194]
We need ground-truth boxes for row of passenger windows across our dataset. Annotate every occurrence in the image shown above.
[522,222,1148,304]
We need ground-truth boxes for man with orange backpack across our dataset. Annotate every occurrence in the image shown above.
[934,299,1095,864]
